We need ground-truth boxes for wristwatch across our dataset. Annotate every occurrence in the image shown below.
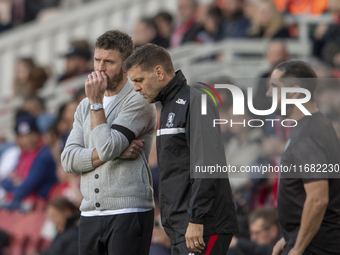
[90,102,103,111]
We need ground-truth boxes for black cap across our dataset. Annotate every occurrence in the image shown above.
[14,114,40,135]
[63,47,92,60]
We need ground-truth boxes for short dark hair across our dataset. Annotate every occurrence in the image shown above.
[207,5,223,20]
[274,60,318,101]
[140,17,158,33]
[249,208,278,229]
[24,95,46,110]
[123,43,175,75]
[95,30,134,62]
[154,11,173,24]
[48,197,80,216]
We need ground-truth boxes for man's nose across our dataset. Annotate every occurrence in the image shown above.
[134,83,141,92]
[98,62,106,72]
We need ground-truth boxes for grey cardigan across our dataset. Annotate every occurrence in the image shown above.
[61,80,156,212]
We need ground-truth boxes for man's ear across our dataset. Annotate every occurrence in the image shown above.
[292,84,302,99]
[269,225,278,237]
[155,65,165,81]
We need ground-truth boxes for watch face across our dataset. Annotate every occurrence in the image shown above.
[91,103,102,111]
[93,103,99,110]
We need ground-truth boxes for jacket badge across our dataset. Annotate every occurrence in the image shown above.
[176,98,186,105]
[166,113,175,128]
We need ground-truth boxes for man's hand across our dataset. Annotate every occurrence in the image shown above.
[85,71,107,105]
[272,237,285,255]
[185,223,205,253]
[119,139,144,159]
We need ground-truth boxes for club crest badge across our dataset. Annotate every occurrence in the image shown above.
[166,113,175,128]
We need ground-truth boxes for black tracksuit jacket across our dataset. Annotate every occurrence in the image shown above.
[155,70,238,245]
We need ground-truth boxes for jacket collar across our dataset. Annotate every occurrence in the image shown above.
[155,70,187,105]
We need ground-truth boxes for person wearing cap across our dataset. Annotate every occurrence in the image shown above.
[0,112,57,211]
[58,45,93,83]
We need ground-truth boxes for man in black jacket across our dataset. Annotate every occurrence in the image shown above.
[123,44,238,255]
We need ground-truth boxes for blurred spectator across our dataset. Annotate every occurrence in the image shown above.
[22,95,56,134]
[243,0,256,20]
[249,208,279,245]
[43,123,82,208]
[58,44,92,83]
[40,197,79,255]
[133,18,169,48]
[13,58,49,98]
[253,40,290,114]
[0,113,57,211]
[154,12,174,44]
[272,0,328,15]
[47,126,82,207]
[73,87,86,104]
[315,79,340,115]
[55,100,78,150]
[0,0,12,33]
[313,0,340,74]
[196,4,225,43]
[330,115,340,141]
[264,40,290,73]
[248,0,290,39]
[170,0,200,48]
[228,208,279,255]
[219,0,251,38]
[0,143,20,202]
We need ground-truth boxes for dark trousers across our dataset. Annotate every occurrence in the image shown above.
[171,234,233,255]
[78,209,154,255]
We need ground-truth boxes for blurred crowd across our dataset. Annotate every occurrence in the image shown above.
[0,0,96,33]
[1,0,340,254]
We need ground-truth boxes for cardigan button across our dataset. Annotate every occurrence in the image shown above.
[95,203,100,207]
[95,188,99,193]
[95,174,99,179]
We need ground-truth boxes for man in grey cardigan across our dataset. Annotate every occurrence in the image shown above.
[61,30,156,255]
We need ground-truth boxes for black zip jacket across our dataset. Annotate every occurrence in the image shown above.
[155,70,238,245]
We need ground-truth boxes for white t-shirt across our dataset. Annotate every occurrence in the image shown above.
[82,94,151,217]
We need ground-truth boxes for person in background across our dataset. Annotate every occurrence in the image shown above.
[73,87,87,104]
[13,58,49,98]
[21,95,56,134]
[253,40,290,115]
[196,4,224,43]
[228,208,279,255]
[272,0,328,15]
[58,44,92,83]
[0,113,57,211]
[40,197,80,255]
[313,0,340,76]
[219,0,250,38]
[134,18,169,48]
[247,0,290,39]
[154,12,173,46]
[55,100,78,150]
[170,0,200,48]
